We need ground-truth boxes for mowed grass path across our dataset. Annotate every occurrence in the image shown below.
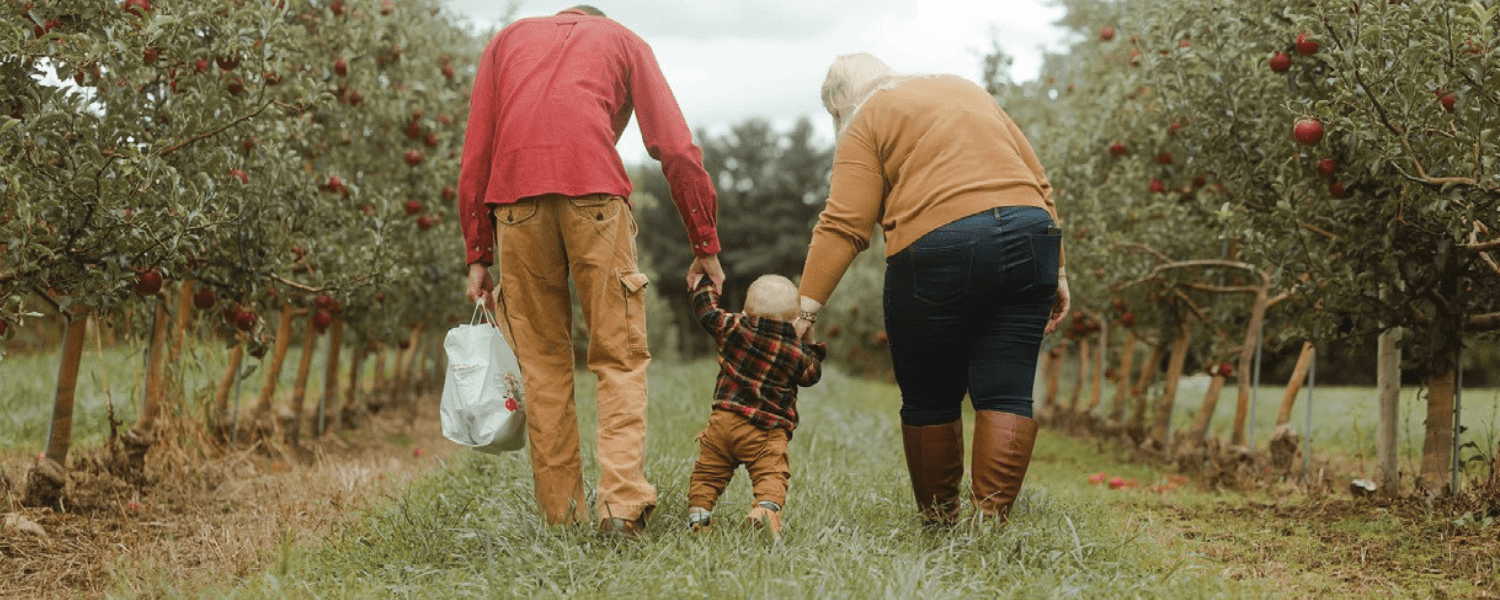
[174,361,1268,600]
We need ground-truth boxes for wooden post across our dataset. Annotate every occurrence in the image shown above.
[1149,320,1192,448]
[1376,327,1401,497]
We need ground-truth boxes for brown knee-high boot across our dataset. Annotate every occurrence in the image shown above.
[970,410,1038,523]
[901,420,964,524]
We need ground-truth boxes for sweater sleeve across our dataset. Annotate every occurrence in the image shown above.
[799,116,885,305]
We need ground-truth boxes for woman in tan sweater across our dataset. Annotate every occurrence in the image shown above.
[794,53,1070,525]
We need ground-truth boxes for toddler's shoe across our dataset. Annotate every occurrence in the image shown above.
[745,501,782,538]
[687,507,713,534]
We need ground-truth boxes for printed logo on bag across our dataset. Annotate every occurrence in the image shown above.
[505,397,518,412]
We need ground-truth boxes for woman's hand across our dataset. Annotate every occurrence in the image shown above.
[1045,273,1070,334]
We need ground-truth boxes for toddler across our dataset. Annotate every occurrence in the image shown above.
[686,274,827,537]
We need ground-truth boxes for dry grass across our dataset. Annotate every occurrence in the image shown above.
[0,394,454,600]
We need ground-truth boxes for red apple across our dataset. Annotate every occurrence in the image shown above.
[442,186,456,201]
[1088,472,1108,484]
[313,309,332,332]
[216,53,240,71]
[1149,179,1166,194]
[404,199,422,215]
[424,133,439,148]
[1269,52,1291,73]
[134,268,163,296]
[1295,33,1319,56]
[1100,26,1115,41]
[1329,180,1347,199]
[1108,476,1125,489]
[334,58,347,77]
[123,0,153,17]
[1191,174,1208,188]
[325,175,344,193]
[263,71,281,86]
[226,77,244,95]
[404,120,423,139]
[228,168,248,184]
[1316,158,1337,179]
[1293,119,1324,146]
[1440,93,1456,113]
[193,287,217,310]
[417,215,433,230]
[346,89,363,106]
[1121,312,1136,327]
[380,0,394,15]
[1217,362,1234,378]
[235,309,257,332]
[330,0,344,17]
[241,137,257,153]
[441,63,455,79]
[1109,141,1127,156]
[194,58,209,73]
[1155,152,1172,164]
[1178,39,1191,49]
[403,149,423,166]
[412,447,425,458]
[143,47,160,64]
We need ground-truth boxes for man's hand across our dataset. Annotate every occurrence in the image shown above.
[686,253,725,293]
[466,263,495,312]
[1045,276,1071,334]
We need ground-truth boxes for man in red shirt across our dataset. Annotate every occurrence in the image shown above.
[459,5,725,537]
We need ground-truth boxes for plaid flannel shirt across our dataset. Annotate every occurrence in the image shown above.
[691,281,828,431]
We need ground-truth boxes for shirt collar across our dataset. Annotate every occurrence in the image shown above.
[557,8,588,16]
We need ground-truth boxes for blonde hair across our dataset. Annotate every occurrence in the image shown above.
[743,275,799,321]
[821,52,934,140]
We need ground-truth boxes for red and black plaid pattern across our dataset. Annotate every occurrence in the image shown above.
[692,281,827,431]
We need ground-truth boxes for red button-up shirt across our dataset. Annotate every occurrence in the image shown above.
[458,9,720,266]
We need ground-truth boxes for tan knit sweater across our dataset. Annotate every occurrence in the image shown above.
[799,74,1062,305]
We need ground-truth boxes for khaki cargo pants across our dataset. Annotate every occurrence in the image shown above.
[492,194,655,526]
[687,410,791,511]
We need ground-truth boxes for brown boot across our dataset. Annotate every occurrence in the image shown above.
[901,420,964,525]
[970,410,1038,524]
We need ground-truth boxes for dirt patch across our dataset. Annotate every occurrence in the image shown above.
[0,395,456,599]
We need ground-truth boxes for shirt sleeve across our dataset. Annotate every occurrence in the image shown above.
[624,36,721,257]
[458,37,502,266]
[690,280,731,336]
[796,342,828,387]
[799,114,885,305]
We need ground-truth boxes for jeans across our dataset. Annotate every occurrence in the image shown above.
[884,206,1060,425]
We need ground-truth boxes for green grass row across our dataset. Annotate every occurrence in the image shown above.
[125,361,1269,599]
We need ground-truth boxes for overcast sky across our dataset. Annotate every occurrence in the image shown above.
[439,0,1069,165]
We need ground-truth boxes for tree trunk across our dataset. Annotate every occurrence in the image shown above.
[283,312,321,442]
[1069,335,1090,413]
[122,298,171,476]
[1376,327,1401,497]
[213,339,245,424]
[372,344,389,388]
[170,279,195,366]
[1183,373,1227,450]
[1129,343,1163,434]
[251,303,299,423]
[341,340,368,426]
[1087,328,1105,414]
[1274,342,1317,426]
[318,315,344,436]
[1229,288,1269,448]
[1108,329,1137,424]
[394,323,424,407]
[1418,368,1456,496]
[1149,320,1192,448]
[43,313,89,465]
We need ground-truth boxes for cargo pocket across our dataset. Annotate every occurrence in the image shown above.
[569,194,623,226]
[619,270,651,355]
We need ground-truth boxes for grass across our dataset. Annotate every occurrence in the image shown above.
[161,361,1269,600]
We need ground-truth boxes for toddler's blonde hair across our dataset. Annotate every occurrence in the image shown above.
[743,275,799,321]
